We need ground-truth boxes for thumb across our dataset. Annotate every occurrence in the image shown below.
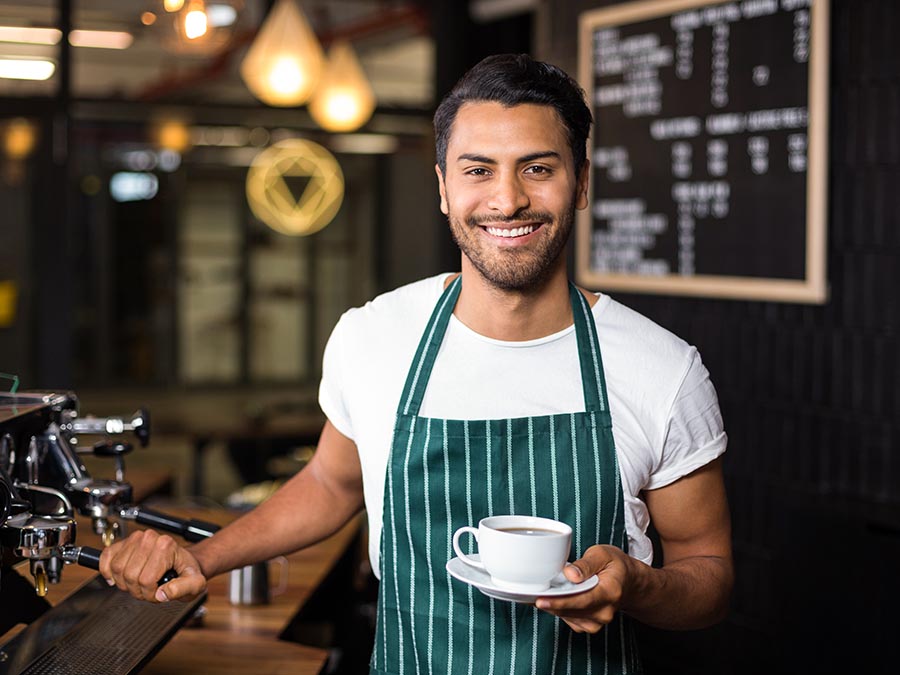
[563,563,584,583]
[155,565,205,602]
[564,560,591,583]
[565,546,611,583]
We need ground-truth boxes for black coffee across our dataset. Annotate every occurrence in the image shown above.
[497,527,558,536]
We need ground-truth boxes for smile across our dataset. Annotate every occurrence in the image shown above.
[484,224,538,238]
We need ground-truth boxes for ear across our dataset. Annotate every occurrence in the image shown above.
[435,164,449,215]
[575,159,590,211]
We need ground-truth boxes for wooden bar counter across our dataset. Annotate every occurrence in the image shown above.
[2,504,363,675]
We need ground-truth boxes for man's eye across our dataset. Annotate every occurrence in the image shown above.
[525,165,551,175]
[466,168,490,176]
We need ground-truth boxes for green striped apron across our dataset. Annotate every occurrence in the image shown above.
[371,276,641,675]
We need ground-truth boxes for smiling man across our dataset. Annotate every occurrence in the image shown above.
[440,101,579,295]
[101,55,732,675]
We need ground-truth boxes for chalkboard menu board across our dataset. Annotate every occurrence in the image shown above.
[577,0,829,302]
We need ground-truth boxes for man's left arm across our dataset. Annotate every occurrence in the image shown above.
[535,457,733,633]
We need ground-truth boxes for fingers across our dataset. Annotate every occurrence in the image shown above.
[560,617,607,634]
[99,530,206,603]
[535,545,627,633]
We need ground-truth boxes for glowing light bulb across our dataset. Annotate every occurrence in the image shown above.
[184,7,208,40]
[164,0,185,12]
[267,57,305,96]
[324,92,360,125]
[308,41,376,132]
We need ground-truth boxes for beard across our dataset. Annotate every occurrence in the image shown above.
[446,200,576,292]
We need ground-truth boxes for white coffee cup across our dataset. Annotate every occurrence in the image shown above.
[452,515,572,592]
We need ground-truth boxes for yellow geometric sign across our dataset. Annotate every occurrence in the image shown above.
[246,138,344,236]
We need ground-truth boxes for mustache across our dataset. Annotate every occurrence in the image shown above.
[466,210,554,227]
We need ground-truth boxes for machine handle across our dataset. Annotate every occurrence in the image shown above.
[91,441,133,457]
[74,546,176,585]
[125,506,221,543]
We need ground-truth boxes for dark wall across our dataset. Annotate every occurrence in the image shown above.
[0,173,34,388]
[545,1,899,673]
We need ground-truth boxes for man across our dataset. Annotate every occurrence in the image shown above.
[101,54,732,674]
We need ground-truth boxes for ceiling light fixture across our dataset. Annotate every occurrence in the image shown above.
[164,0,186,11]
[69,30,134,49]
[0,26,133,49]
[308,40,376,133]
[207,4,238,28]
[240,0,323,107]
[0,26,59,45]
[0,58,56,81]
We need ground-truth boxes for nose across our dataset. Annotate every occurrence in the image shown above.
[486,172,529,218]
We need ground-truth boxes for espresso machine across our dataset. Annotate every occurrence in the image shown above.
[1,394,208,675]
[0,391,216,599]
[1,391,218,546]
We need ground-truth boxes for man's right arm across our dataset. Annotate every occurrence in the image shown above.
[99,420,364,603]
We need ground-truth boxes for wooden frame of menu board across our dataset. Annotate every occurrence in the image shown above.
[576,0,829,303]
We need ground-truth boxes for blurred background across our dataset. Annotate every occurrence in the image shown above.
[0,1,897,673]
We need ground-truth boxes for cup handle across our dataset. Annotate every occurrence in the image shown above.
[269,556,289,597]
[452,526,485,570]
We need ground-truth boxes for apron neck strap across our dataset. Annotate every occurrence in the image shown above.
[397,275,462,417]
[397,276,609,417]
[569,283,609,415]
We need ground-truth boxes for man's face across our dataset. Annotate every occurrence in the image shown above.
[436,102,589,291]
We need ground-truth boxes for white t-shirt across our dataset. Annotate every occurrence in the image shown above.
[319,273,727,574]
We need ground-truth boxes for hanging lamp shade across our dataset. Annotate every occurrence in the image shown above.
[308,40,376,133]
[240,0,323,107]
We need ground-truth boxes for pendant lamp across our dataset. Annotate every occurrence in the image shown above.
[240,0,323,107]
[308,40,376,133]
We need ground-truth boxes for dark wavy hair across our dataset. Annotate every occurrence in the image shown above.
[434,54,593,175]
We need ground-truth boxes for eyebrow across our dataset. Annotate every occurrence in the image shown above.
[455,151,563,164]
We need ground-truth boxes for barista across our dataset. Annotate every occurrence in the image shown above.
[101,54,732,674]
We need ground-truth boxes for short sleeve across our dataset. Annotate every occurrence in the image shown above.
[318,313,355,441]
[645,348,727,490]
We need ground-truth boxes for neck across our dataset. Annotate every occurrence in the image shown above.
[451,258,578,341]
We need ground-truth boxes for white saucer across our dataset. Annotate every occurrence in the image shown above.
[446,555,598,604]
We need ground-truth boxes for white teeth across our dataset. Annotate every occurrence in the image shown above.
[486,225,536,238]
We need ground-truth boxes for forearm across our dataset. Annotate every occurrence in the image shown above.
[190,462,363,579]
[622,553,733,630]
